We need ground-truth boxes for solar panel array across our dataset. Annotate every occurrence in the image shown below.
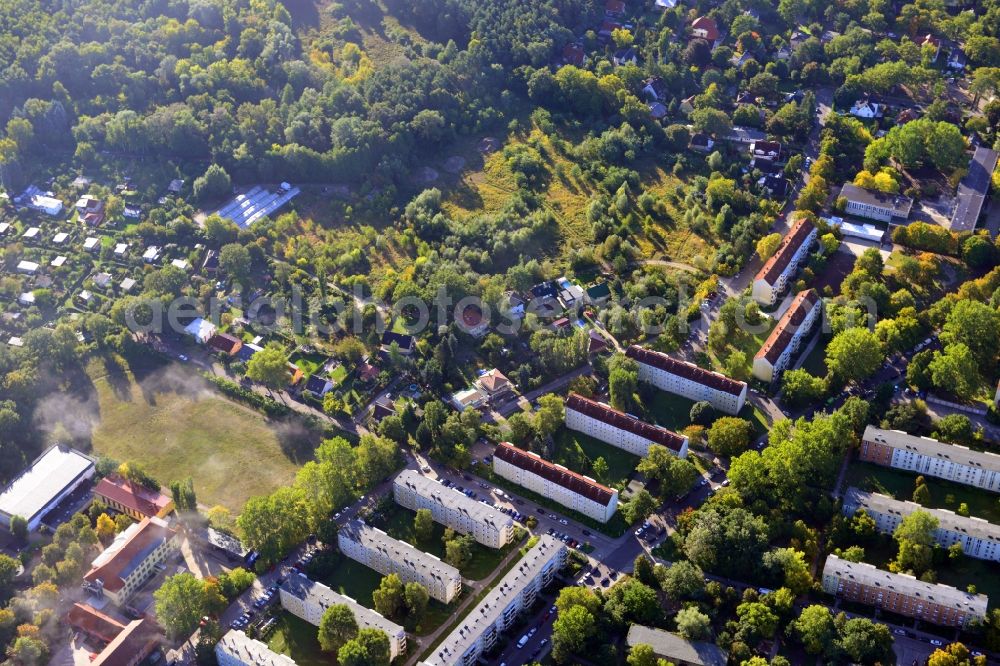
[216,185,301,228]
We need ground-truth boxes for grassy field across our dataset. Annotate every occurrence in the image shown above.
[371,504,520,580]
[83,359,304,510]
[551,427,639,489]
[647,391,769,438]
[845,461,1000,523]
[289,351,328,377]
[267,612,329,665]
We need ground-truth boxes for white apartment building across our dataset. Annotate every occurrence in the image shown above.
[860,426,1000,493]
[215,629,297,666]
[842,487,1000,562]
[840,182,913,224]
[626,345,747,415]
[822,555,988,628]
[393,470,514,548]
[564,393,688,458]
[752,289,822,383]
[419,536,567,666]
[752,217,817,306]
[492,442,618,523]
[280,573,406,659]
[338,520,462,603]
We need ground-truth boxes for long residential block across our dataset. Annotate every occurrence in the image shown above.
[394,470,514,548]
[492,442,618,523]
[280,573,406,659]
[821,554,987,628]
[860,426,1000,493]
[752,289,822,383]
[752,217,817,306]
[419,535,567,666]
[842,487,1000,562]
[565,393,689,459]
[216,629,297,666]
[338,520,462,603]
[626,345,747,415]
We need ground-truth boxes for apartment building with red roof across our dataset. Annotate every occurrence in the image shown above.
[93,474,174,521]
[492,442,619,523]
[84,517,178,606]
[752,289,822,383]
[565,393,688,458]
[751,218,817,306]
[625,345,747,415]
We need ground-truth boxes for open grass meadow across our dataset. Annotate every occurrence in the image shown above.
[551,427,639,489]
[78,357,306,510]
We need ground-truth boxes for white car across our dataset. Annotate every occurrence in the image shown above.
[559,518,569,526]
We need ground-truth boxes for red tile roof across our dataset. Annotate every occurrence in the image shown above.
[625,345,747,396]
[563,43,585,66]
[84,518,177,593]
[494,442,615,506]
[93,617,159,666]
[67,603,125,644]
[206,332,243,355]
[754,289,821,364]
[566,393,686,453]
[605,0,625,14]
[691,16,720,41]
[478,369,510,393]
[754,217,815,286]
[94,475,173,519]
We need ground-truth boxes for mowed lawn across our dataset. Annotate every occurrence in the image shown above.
[88,365,301,510]
[552,427,639,488]
[267,612,329,666]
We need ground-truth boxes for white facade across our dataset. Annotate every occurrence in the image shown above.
[216,630,296,666]
[860,427,1000,493]
[564,395,688,459]
[492,444,618,523]
[751,222,817,306]
[280,574,406,659]
[843,487,1000,562]
[752,290,822,383]
[337,520,462,603]
[393,470,514,548]
[420,536,567,666]
[627,346,747,415]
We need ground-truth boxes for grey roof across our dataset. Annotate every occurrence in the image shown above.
[951,146,999,232]
[394,470,513,532]
[339,520,461,585]
[841,183,913,217]
[823,555,988,618]
[421,536,566,666]
[281,574,405,639]
[215,629,297,665]
[0,445,94,523]
[843,487,1000,544]
[206,528,249,558]
[863,426,1000,473]
[626,625,728,666]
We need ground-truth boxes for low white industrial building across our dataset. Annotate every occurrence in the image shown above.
[0,444,95,532]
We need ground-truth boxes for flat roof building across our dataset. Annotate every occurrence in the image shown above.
[843,487,1000,562]
[493,442,618,523]
[752,217,817,306]
[626,345,748,415]
[841,182,913,224]
[822,554,988,628]
[753,289,822,383]
[565,393,688,458]
[951,146,999,233]
[216,629,297,666]
[280,573,406,659]
[394,470,515,548]
[338,520,462,604]
[626,625,728,666]
[420,536,566,666]
[0,444,95,532]
[860,426,1000,493]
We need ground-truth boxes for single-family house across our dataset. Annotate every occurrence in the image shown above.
[475,369,514,403]
[724,126,767,143]
[450,387,488,411]
[605,0,625,17]
[206,333,243,356]
[920,34,942,61]
[679,95,697,115]
[92,272,113,289]
[381,331,415,355]
[750,141,781,161]
[84,237,100,252]
[585,282,611,305]
[688,133,715,153]
[120,278,137,293]
[649,102,668,119]
[690,16,720,42]
[167,179,184,194]
[142,246,161,263]
[588,329,609,354]
[171,259,190,271]
[304,375,334,398]
[642,77,667,102]
[460,304,489,338]
[113,243,128,257]
[613,47,638,66]
[202,250,219,273]
[850,98,883,119]
[562,43,586,67]
[598,20,622,40]
[183,317,217,344]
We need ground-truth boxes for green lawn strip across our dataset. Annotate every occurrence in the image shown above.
[267,611,331,666]
[477,465,629,537]
[936,556,1000,609]
[646,391,697,432]
[844,461,1000,524]
[289,351,327,376]
[551,426,639,489]
[320,556,384,606]
[415,548,528,663]
[330,364,348,385]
